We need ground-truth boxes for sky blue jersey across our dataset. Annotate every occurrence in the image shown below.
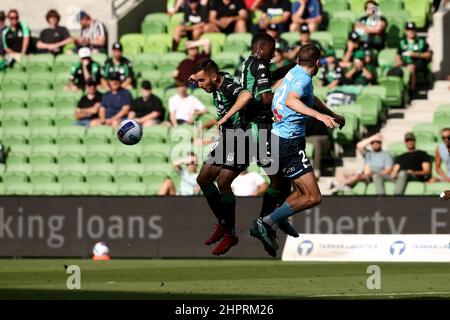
[271,65,314,139]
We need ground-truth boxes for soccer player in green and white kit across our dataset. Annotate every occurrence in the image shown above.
[188,59,253,256]
[217,33,299,257]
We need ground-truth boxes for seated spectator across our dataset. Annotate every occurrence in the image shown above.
[206,0,248,34]
[128,80,165,126]
[73,11,107,53]
[159,152,201,196]
[66,47,102,91]
[0,11,6,56]
[290,0,323,32]
[231,169,267,196]
[287,23,323,60]
[266,24,289,55]
[270,48,290,71]
[430,128,450,183]
[354,0,387,51]
[168,81,207,127]
[36,9,72,55]
[318,48,343,89]
[359,133,393,195]
[2,9,31,61]
[258,0,291,33]
[173,39,211,87]
[329,133,393,194]
[343,51,376,85]
[393,22,432,90]
[390,132,431,195]
[101,42,134,90]
[74,78,102,127]
[305,116,334,178]
[91,72,132,128]
[340,31,372,68]
[173,0,208,51]
[168,0,210,15]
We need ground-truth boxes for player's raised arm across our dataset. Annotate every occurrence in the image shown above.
[313,95,345,129]
[285,91,338,129]
[217,90,253,128]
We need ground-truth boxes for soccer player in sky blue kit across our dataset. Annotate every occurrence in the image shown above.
[249,44,346,254]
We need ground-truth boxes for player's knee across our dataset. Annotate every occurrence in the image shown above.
[217,178,231,193]
[307,192,322,207]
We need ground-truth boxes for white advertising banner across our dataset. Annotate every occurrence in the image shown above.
[282,234,450,262]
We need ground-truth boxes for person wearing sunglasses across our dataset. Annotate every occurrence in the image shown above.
[430,127,450,183]
[2,9,31,60]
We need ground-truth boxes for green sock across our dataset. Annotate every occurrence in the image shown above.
[200,182,225,225]
[220,192,236,234]
[259,187,282,217]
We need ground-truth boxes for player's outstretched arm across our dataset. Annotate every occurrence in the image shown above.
[216,91,253,127]
[313,95,345,129]
[285,91,338,129]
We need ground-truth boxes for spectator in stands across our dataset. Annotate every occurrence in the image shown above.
[290,0,323,32]
[101,42,134,90]
[173,39,211,87]
[343,51,376,85]
[168,0,210,15]
[173,0,208,51]
[270,48,290,71]
[430,128,450,183]
[2,9,31,61]
[66,47,102,91]
[394,22,432,91]
[74,78,102,127]
[259,0,292,33]
[390,132,431,195]
[91,72,132,128]
[206,0,248,34]
[159,152,201,196]
[318,48,343,89]
[266,24,289,55]
[329,133,393,194]
[36,9,72,55]
[128,80,165,126]
[340,31,372,68]
[305,117,334,178]
[359,133,394,195]
[287,23,323,60]
[73,11,107,53]
[354,0,387,51]
[231,169,267,196]
[168,81,207,127]
[0,11,6,56]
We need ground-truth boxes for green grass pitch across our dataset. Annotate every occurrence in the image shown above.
[0,259,449,299]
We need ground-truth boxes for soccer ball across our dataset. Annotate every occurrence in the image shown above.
[93,242,110,257]
[117,119,143,145]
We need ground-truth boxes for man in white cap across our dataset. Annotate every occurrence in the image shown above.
[66,46,101,92]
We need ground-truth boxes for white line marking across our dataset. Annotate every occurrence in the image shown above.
[310,291,450,298]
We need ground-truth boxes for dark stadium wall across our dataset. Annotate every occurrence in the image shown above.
[440,9,450,78]
[0,197,448,258]
[117,0,166,39]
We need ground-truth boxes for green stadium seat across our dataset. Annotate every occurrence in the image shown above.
[60,182,90,195]
[6,163,33,176]
[200,33,227,55]
[59,171,85,184]
[120,33,146,55]
[2,172,28,184]
[192,89,214,106]
[5,182,33,195]
[357,94,383,114]
[141,13,169,34]
[226,32,252,47]
[58,153,84,166]
[1,97,27,111]
[145,162,173,175]
[221,41,248,55]
[213,51,241,69]
[144,34,172,54]
[332,10,358,24]
[84,126,114,144]
[59,163,88,177]
[417,142,438,160]
[1,79,25,91]
[434,109,450,123]
[53,95,78,110]
[117,182,148,195]
[32,182,61,195]
[58,144,87,157]
[116,163,145,177]
[27,78,52,92]
[349,0,366,15]
[141,125,169,143]
[87,163,117,176]
[140,150,168,164]
[433,117,450,130]
[142,172,166,186]
[425,182,450,196]
[333,112,358,145]
[361,85,387,102]
[387,142,407,158]
[30,172,57,184]
[91,53,108,64]
[86,172,113,184]
[88,182,118,195]
[412,123,440,143]
[85,153,111,165]
[5,152,28,166]
[328,19,353,50]
[29,153,55,166]
[2,115,26,129]
[3,71,28,83]
[25,54,53,73]
[7,142,31,156]
[132,53,160,74]
[32,144,59,157]
[2,89,28,101]
[158,52,187,72]
[386,16,406,48]
[139,70,162,87]
[378,48,398,70]
[323,1,349,17]
[379,77,404,107]
[54,115,75,128]
[280,32,299,47]
[115,171,141,184]
[168,12,184,35]
[310,31,333,49]
[379,0,403,12]
[404,0,429,28]
[404,181,426,195]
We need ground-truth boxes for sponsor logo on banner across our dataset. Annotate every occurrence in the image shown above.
[282,234,450,262]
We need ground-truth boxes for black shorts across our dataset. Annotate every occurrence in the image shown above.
[272,133,313,181]
[204,128,250,172]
